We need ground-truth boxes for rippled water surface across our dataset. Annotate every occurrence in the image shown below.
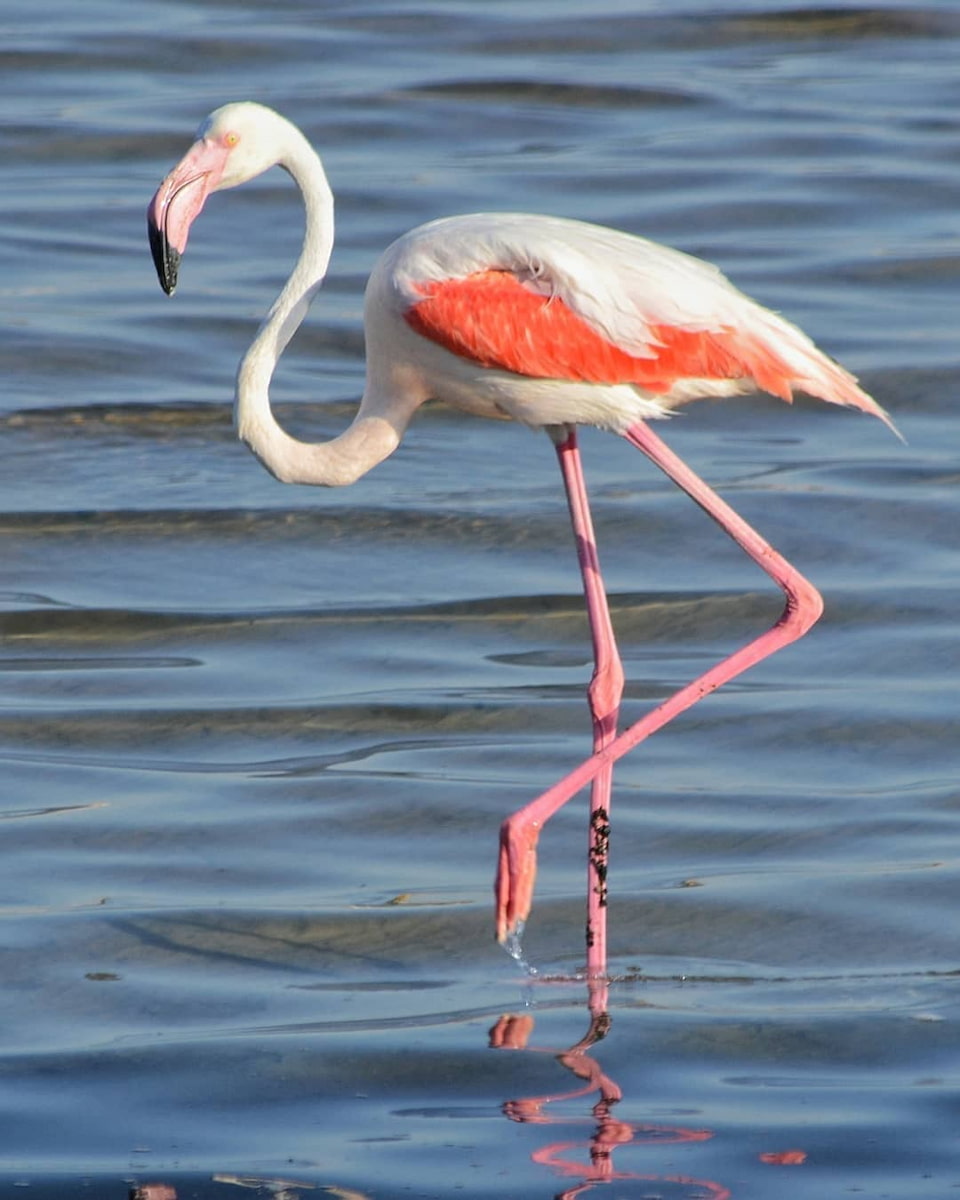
[2,1,959,1196]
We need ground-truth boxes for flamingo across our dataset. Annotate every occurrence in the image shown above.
[147,102,894,984]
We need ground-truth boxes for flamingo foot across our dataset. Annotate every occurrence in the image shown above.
[495,813,542,947]
[489,1013,536,1051]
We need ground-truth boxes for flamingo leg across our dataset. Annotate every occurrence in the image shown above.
[552,429,625,983]
[495,419,824,971]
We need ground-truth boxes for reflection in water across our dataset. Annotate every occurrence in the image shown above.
[132,1176,370,1200]
[490,988,730,1200]
[214,1175,326,1199]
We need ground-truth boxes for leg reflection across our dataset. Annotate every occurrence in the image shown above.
[490,1003,730,1200]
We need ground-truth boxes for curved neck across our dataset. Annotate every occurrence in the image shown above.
[246,143,334,386]
[234,132,404,487]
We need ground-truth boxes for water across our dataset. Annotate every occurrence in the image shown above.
[2,1,958,1196]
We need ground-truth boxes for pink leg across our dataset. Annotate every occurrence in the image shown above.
[495,419,824,969]
[552,429,625,983]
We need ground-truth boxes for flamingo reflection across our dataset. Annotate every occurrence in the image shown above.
[490,996,730,1200]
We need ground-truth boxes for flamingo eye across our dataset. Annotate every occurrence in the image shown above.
[224,131,240,147]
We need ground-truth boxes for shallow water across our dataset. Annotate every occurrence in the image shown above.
[2,1,959,1196]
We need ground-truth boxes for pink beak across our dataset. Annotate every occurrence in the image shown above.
[147,138,230,295]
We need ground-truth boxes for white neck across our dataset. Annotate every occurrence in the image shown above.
[234,128,406,487]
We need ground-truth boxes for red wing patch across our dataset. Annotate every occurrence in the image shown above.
[404,270,795,400]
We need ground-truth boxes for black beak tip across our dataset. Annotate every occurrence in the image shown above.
[148,218,180,296]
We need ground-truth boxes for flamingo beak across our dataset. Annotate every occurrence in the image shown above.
[147,138,230,295]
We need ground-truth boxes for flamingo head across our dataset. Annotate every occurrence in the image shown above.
[147,102,293,295]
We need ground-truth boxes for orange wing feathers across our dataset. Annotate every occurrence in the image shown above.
[404,269,796,399]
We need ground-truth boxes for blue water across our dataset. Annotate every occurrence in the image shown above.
[2,2,959,1196]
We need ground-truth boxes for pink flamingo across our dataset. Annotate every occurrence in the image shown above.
[148,102,894,983]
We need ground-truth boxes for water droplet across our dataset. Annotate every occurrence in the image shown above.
[502,923,539,978]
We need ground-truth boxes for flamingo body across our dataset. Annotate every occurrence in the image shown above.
[367,210,889,432]
[148,103,893,983]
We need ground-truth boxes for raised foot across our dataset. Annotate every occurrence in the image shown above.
[495,813,541,944]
